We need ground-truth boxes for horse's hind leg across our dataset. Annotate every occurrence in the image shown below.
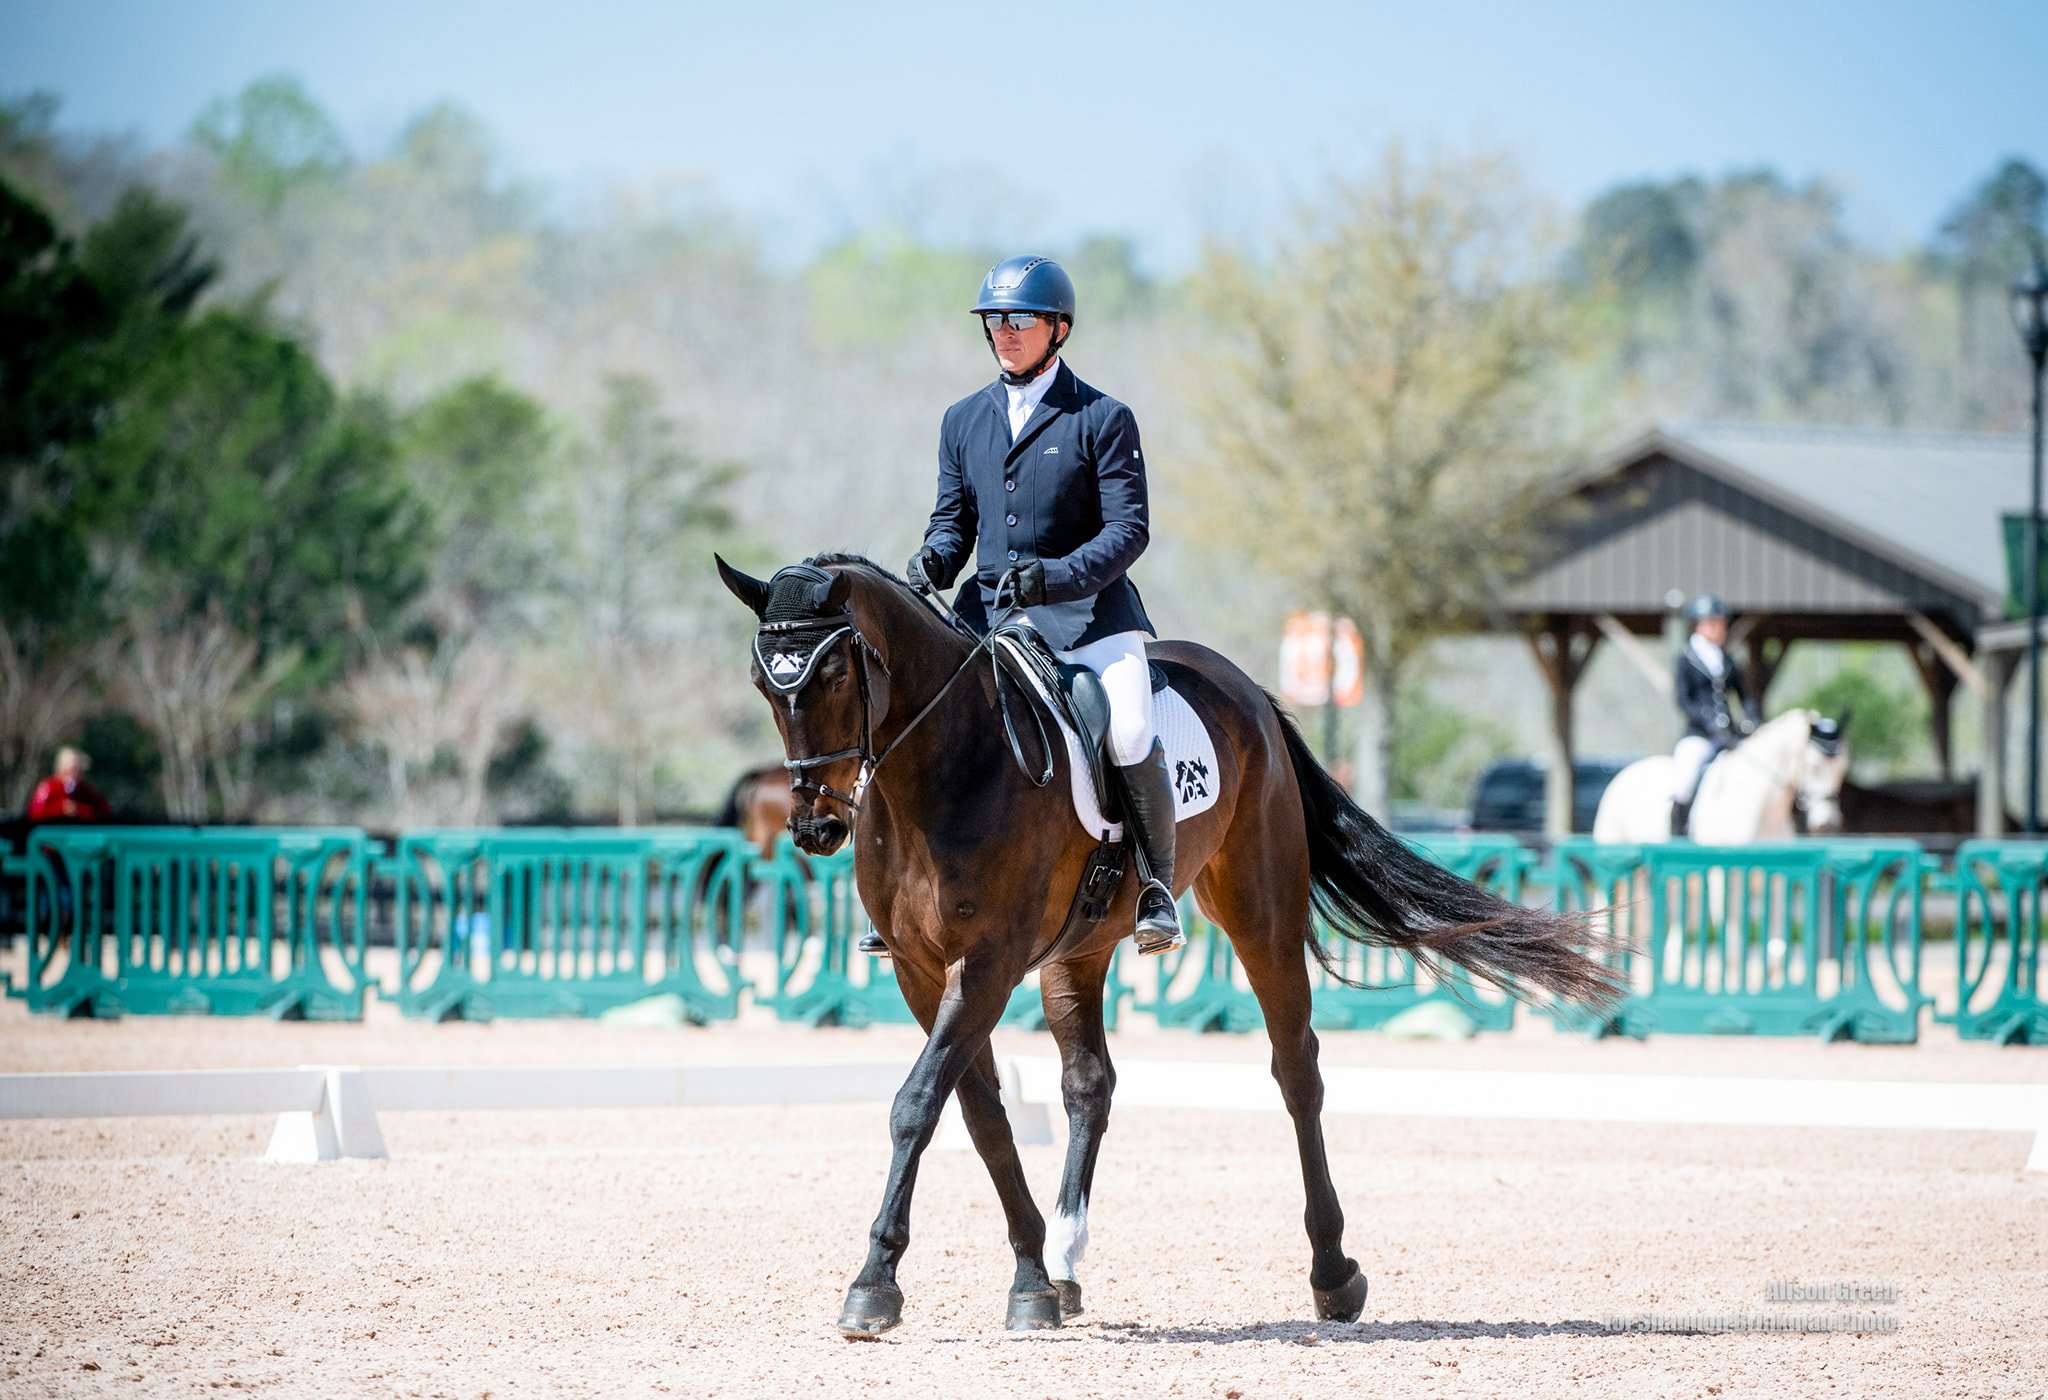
[1038,948,1119,1317]
[1195,856,1370,1322]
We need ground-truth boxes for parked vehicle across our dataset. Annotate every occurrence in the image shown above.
[1468,757,1634,835]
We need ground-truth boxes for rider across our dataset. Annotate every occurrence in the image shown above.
[906,254,1184,956]
[1670,593,1758,837]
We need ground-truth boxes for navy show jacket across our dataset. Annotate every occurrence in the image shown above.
[920,362,1157,650]
[1674,645,1756,746]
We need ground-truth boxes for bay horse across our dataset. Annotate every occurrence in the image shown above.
[717,553,1622,1339]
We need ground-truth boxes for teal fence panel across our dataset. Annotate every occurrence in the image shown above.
[384,828,747,1022]
[1307,835,1530,1032]
[1540,839,1929,1043]
[752,843,1132,1030]
[1945,841,2048,1044]
[8,826,373,1019]
[1134,836,1533,1034]
[754,845,918,1026]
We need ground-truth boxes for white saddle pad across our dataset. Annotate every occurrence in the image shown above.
[995,636,1222,839]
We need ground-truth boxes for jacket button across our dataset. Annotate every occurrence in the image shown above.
[1005,480,1016,492]
[1007,549,1019,561]
[1006,514,1017,526]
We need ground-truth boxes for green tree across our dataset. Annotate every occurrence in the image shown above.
[1187,141,1586,815]
[190,75,348,211]
[397,375,555,631]
[79,309,426,681]
[1788,649,1927,779]
[543,374,738,822]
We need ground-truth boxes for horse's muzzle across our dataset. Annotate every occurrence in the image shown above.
[791,813,850,855]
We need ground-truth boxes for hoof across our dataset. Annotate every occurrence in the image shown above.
[1312,1261,1369,1322]
[1052,1279,1084,1317]
[1005,1288,1063,1332]
[837,1283,904,1339]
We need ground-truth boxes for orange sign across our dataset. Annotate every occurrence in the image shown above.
[1279,611,1364,708]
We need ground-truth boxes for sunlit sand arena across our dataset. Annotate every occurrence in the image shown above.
[8,5,2047,1399]
[5,992,2044,1400]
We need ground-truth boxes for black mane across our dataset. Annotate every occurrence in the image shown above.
[808,552,914,591]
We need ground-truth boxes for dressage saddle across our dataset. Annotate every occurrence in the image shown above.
[991,620,1168,825]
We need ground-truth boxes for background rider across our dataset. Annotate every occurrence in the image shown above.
[1670,594,1758,836]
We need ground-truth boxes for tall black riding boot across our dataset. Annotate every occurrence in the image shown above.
[1669,798,1692,840]
[1118,738,1184,955]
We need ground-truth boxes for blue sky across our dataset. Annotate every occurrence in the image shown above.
[3,0,2040,269]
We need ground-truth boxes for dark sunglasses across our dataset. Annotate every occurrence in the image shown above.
[980,311,1048,332]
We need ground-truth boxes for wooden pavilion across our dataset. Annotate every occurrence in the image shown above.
[1505,423,2030,835]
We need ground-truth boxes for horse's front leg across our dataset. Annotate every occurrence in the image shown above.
[838,948,1044,1339]
[953,1043,1061,1329]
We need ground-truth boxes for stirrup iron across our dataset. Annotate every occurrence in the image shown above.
[1133,878,1184,955]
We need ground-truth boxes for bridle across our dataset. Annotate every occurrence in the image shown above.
[753,613,888,810]
[1722,714,1844,816]
[753,565,1052,816]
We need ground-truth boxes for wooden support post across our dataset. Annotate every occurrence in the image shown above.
[1526,617,1598,839]
[1592,613,1671,698]
[1981,650,2019,836]
[1746,634,1790,710]
[1904,641,1959,780]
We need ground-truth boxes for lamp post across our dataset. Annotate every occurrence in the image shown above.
[2013,246,2048,833]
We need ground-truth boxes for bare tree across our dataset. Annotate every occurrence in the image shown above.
[0,621,98,811]
[343,637,522,826]
[104,601,276,820]
[1185,141,1586,816]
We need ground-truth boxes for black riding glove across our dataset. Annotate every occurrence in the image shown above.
[907,545,948,592]
[995,560,1046,611]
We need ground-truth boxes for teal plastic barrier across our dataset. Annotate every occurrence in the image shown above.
[384,827,748,1022]
[1945,841,2048,1044]
[9,826,374,1019]
[1134,836,1534,1034]
[1542,839,1930,1043]
[1,826,1995,1046]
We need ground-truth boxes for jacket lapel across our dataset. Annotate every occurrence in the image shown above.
[1005,363,1075,465]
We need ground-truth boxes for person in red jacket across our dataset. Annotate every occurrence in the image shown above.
[27,747,111,823]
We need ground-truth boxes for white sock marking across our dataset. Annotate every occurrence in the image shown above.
[1045,1202,1090,1282]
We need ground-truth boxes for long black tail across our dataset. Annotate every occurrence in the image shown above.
[1273,698,1625,1011]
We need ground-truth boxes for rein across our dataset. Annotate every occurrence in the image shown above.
[760,572,1052,816]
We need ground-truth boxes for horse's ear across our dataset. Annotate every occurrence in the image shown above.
[823,571,852,613]
[716,555,770,619]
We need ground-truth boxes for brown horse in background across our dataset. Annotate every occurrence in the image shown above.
[718,553,1623,1339]
[714,762,795,856]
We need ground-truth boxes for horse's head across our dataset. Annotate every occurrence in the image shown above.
[718,554,888,856]
[1794,709,1851,834]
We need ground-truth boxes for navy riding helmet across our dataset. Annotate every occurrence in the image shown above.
[974,255,1075,384]
[1685,593,1729,622]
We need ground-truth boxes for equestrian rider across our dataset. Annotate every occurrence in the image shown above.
[907,254,1185,956]
[1669,593,1757,836]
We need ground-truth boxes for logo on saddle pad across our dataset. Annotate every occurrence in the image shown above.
[1174,758,1211,804]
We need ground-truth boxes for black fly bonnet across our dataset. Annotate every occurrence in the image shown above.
[754,563,887,810]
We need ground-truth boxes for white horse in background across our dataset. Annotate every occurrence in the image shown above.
[1593,709,1850,845]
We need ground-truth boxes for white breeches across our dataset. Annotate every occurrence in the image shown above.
[1052,629,1157,767]
[1671,735,1716,803]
